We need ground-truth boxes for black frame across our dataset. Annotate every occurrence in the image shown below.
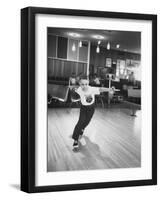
[21,6,157,193]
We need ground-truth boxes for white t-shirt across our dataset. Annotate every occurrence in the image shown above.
[76,86,100,106]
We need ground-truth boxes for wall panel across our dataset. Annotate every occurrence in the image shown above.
[48,35,57,57]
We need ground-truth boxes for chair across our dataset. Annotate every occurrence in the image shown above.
[112,93,124,103]
[48,84,69,105]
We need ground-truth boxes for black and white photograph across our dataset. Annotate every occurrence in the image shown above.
[47,27,141,172]
[20,7,157,193]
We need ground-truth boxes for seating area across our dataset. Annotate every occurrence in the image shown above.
[48,84,69,105]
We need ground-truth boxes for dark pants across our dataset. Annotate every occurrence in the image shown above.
[72,104,95,141]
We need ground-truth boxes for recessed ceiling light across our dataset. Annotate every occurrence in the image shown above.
[92,35,104,40]
[68,32,81,37]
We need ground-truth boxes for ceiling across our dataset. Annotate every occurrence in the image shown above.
[48,27,141,54]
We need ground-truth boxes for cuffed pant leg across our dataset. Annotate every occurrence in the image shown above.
[72,106,86,140]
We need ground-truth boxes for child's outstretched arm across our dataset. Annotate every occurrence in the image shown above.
[99,87,114,93]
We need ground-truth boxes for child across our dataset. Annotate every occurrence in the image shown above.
[72,76,113,150]
[69,72,77,85]
[93,73,101,86]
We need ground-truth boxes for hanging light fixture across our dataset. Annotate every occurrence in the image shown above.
[96,40,101,53]
[107,42,110,50]
[96,45,100,53]
[116,44,120,49]
[98,40,101,45]
[72,43,76,51]
[79,40,82,47]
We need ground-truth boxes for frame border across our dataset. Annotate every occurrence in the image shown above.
[21,6,157,193]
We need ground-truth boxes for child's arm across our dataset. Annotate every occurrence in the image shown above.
[99,87,114,93]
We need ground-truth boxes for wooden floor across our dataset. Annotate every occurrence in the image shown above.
[47,106,141,172]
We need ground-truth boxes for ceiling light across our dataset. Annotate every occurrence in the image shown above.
[79,41,82,47]
[107,42,110,50]
[68,32,81,37]
[92,35,104,40]
[96,46,100,53]
[72,43,76,51]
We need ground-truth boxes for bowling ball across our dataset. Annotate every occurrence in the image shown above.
[85,95,93,103]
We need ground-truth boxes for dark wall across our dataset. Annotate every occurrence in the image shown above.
[57,37,68,59]
[48,35,56,57]
[48,58,87,79]
[47,35,88,79]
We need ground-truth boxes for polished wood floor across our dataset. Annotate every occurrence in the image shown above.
[47,106,141,172]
